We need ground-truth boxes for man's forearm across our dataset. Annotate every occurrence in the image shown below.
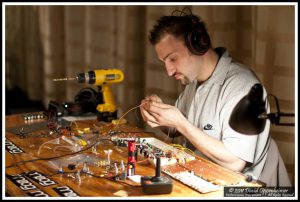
[176,118,246,172]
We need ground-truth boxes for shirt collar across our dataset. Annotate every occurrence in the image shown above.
[205,47,232,86]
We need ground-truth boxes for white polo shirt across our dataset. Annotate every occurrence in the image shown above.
[175,47,271,180]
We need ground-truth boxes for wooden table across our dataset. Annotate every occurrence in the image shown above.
[5,113,263,198]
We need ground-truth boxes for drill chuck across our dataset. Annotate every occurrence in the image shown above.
[76,71,96,84]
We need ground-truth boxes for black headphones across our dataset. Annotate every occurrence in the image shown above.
[172,7,211,55]
[185,15,211,55]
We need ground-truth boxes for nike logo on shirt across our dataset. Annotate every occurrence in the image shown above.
[203,124,214,130]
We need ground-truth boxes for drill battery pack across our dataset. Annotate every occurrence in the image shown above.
[97,111,118,122]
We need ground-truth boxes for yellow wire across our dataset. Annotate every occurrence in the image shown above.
[169,144,185,150]
[106,101,196,157]
[183,148,195,155]
[70,121,92,135]
[112,102,148,131]
[168,144,195,155]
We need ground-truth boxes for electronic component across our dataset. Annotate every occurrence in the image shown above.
[140,138,195,162]
[75,170,81,184]
[113,163,119,180]
[111,137,195,166]
[127,140,136,176]
[23,113,45,121]
[104,149,113,165]
[71,136,87,146]
[58,166,64,173]
[61,135,77,146]
[6,121,48,137]
[68,164,76,170]
[111,137,253,194]
[163,170,221,193]
[119,160,127,180]
[48,153,104,174]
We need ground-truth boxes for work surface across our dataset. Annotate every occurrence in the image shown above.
[4,113,263,198]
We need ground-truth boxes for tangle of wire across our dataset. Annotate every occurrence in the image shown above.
[110,101,180,148]
[6,100,179,177]
[112,102,148,132]
[47,171,141,188]
[6,102,152,169]
[5,134,112,169]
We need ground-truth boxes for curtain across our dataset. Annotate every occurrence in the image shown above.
[5,4,295,184]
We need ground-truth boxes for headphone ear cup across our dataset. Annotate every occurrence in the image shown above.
[192,30,210,55]
[186,30,201,55]
[185,18,211,55]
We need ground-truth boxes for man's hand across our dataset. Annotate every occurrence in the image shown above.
[143,94,163,103]
[142,99,186,130]
[140,94,163,127]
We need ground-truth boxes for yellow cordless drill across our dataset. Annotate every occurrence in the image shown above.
[54,69,124,122]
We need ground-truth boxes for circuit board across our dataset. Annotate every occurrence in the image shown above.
[111,137,255,193]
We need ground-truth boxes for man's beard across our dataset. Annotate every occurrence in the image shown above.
[180,76,191,85]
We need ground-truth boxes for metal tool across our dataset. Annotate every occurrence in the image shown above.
[53,69,124,122]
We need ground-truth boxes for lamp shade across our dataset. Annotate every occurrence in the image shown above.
[229,83,267,135]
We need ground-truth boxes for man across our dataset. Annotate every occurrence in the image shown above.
[140,12,291,186]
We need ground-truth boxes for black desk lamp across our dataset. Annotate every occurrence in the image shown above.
[229,83,294,135]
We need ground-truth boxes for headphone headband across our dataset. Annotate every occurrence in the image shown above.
[172,8,211,55]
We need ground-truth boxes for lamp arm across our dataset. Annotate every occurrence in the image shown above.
[259,94,294,126]
[268,94,280,114]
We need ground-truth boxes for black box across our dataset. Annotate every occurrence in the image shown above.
[141,176,173,195]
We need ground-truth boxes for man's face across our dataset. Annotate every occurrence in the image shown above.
[154,34,199,85]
